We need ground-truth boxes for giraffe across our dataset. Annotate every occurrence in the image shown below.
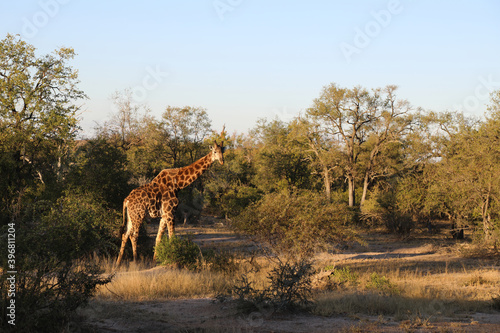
[115,140,226,266]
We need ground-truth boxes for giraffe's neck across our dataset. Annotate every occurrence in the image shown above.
[174,153,213,190]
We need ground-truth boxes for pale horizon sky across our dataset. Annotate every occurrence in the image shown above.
[2,1,500,137]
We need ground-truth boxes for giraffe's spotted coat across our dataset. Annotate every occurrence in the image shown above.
[116,141,226,266]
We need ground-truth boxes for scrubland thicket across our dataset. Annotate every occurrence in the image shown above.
[1,35,500,331]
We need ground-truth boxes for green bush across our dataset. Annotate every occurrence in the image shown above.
[362,187,414,235]
[202,248,239,274]
[366,273,400,295]
[155,236,201,270]
[219,185,261,218]
[328,267,359,289]
[234,189,357,258]
[39,190,121,258]
[0,191,115,332]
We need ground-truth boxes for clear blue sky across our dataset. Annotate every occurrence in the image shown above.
[2,1,500,136]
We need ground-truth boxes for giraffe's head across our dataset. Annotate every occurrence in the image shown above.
[211,141,226,165]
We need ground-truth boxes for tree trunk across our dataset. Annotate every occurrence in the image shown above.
[360,171,370,206]
[361,145,378,206]
[347,176,355,207]
[482,184,493,241]
[323,166,331,202]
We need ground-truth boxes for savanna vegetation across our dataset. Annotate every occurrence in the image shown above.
[1,34,499,331]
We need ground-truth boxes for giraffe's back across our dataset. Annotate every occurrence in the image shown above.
[126,178,176,220]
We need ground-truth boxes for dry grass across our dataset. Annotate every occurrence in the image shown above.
[90,254,304,306]
[92,254,499,319]
[97,267,232,300]
[91,256,234,300]
[87,226,500,322]
[312,257,500,318]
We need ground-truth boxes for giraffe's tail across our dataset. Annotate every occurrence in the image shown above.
[120,200,128,236]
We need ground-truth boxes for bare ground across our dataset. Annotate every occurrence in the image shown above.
[76,297,500,332]
[75,218,500,333]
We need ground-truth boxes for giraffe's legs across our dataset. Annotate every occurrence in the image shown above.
[116,206,143,266]
[154,197,179,262]
[167,218,175,239]
[154,214,172,262]
[131,233,138,262]
[116,230,131,266]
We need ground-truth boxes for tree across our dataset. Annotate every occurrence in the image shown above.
[160,106,212,166]
[290,117,344,202]
[202,132,261,218]
[97,88,150,149]
[66,138,131,210]
[398,106,500,243]
[358,86,414,206]
[0,34,86,222]
[306,83,413,207]
[251,119,312,193]
[434,104,500,243]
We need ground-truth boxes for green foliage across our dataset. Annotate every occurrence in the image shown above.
[67,139,131,210]
[362,186,414,235]
[234,189,356,257]
[252,119,313,193]
[306,84,413,207]
[327,267,359,289]
[392,106,500,244]
[0,36,117,331]
[161,106,212,167]
[202,248,239,274]
[203,141,261,217]
[0,191,115,332]
[366,273,400,295]
[0,34,86,223]
[39,190,121,257]
[218,185,261,218]
[155,236,201,270]
[395,173,431,219]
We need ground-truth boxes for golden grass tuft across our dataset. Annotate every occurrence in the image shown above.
[96,267,233,300]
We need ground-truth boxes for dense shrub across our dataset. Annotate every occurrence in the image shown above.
[0,191,115,332]
[266,259,314,311]
[202,248,239,274]
[326,266,359,289]
[218,185,261,218]
[234,189,357,257]
[155,236,201,270]
[39,190,122,257]
[67,139,131,210]
[232,259,314,313]
[361,187,414,235]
